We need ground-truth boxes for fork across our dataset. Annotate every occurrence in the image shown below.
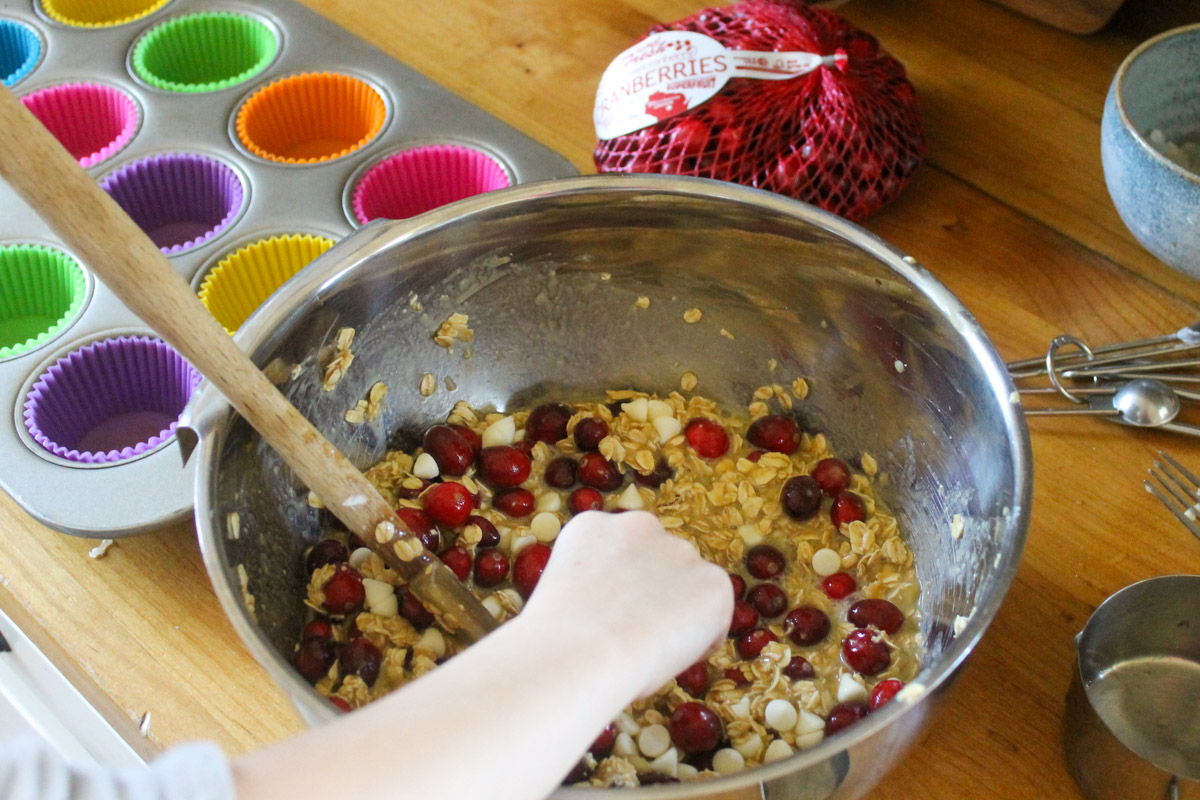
[1146,451,1200,541]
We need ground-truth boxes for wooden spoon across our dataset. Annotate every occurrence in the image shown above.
[0,87,497,643]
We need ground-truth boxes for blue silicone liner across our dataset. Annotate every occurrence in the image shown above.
[0,19,40,87]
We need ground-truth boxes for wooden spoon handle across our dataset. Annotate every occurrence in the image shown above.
[0,87,496,642]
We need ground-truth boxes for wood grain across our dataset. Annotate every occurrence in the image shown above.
[1,1,1199,797]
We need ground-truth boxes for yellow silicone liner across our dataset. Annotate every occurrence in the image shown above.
[235,72,387,164]
[198,234,335,333]
[41,0,170,29]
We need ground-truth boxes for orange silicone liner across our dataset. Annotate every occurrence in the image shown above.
[235,72,387,164]
[40,0,170,29]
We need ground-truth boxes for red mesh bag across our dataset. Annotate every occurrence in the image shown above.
[593,1,925,221]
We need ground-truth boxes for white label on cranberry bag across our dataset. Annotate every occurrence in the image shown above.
[594,31,841,140]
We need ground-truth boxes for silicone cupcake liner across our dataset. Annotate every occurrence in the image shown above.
[198,233,335,334]
[22,83,139,167]
[0,244,86,359]
[236,72,387,163]
[22,335,200,464]
[0,19,40,87]
[100,153,245,253]
[352,145,511,224]
[40,0,170,29]
[132,11,278,93]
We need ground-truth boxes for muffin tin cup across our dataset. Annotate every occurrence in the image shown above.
[22,334,200,465]
[197,233,335,334]
[0,19,42,86]
[22,82,140,167]
[39,0,170,29]
[350,143,512,224]
[234,71,388,164]
[100,152,247,254]
[131,11,280,93]
[0,243,88,360]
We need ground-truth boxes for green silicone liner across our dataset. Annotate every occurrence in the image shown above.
[0,244,87,359]
[131,11,278,93]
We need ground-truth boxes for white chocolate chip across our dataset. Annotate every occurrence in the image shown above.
[637,724,671,758]
[616,483,644,510]
[894,359,905,373]
[837,673,868,703]
[795,729,825,750]
[412,452,439,479]
[729,696,752,719]
[613,731,638,758]
[510,533,537,555]
[812,548,841,576]
[794,708,825,736]
[652,415,682,443]
[737,523,764,547]
[530,512,562,542]
[896,682,925,704]
[416,627,446,659]
[763,738,793,763]
[733,733,762,760]
[646,399,674,421]
[615,712,641,736]
[622,397,648,422]
[764,699,799,732]
[676,763,699,780]
[535,492,563,513]
[362,578,398,618]
[712,748,745,774]
[482,595,504,619]
[348,546,374,570]
[649,747,678,778]
[481,415,516,447]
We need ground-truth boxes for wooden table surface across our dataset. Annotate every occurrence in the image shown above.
[3,0,1200,796]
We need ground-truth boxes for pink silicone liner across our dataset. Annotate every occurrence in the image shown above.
[351,144,510,225]
[22,82,139,168]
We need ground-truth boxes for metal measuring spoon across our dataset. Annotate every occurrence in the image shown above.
[1024,378,1181,426]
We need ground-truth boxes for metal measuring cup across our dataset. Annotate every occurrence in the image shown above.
[1064,575,1200,799]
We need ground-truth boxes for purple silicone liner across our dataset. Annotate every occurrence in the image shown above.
[100,153,246,254]
[351,144,510,225]
[23,335,200,464]
[22,82,139,167]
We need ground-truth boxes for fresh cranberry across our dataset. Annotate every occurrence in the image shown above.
[783,655,816,681]
[568,487,604,514]
[329,696,352,713]
[449,424,482,453]
[574,418,609,451]
[477,446,532,489]
[746,544,785,580]
[675,662,709,697]
[544,457,577,488]
[781,475,822,521]
[729,600,759,636]
[825,702,869,735]
[513,543,552,598]
[423,424,474,476]
[577,452,622,491]
[440,547,472,581]
[831,491,867,527]
[306,539,349,572]
[465,515,500,548]
[294,637,336,682]
[747,450,764,462]
[339,637,382,686]
[746,414,801,454]
[736,627,779,659]
[684,417,729,458]
[634,459,674,488]
[668,702,723,754]
[399,588,435,629]
[848,599,905,634]
[493,487,535,517]
[526,403,572,444]
[395,507,440,553]
[747,583,788,618]
[812,458,852,495]
[784,606,831,646]
[301,619,333,641]
[395,478,431,500]
[474,549,510,587]
[422,481,473,527]
[729,573,747,600]
[563,760,591,785]
[842,629,892,675]
[869,679,905,711]
[822,572,858,599]
[323,565,365,614]
[724,666,751,687]
[590,723,617,758]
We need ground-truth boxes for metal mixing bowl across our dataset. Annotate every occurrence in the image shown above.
[182,174,1031,800]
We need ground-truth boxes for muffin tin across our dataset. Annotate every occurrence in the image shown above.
[0,0,577,537]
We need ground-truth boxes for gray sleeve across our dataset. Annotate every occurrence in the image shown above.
[0,735,237,800]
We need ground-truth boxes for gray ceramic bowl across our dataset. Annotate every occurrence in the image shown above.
[1101,23,1200,277]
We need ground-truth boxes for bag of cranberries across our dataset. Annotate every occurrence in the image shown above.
[592,0,925,222]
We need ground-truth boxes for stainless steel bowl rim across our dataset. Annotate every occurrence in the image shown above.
[185,173,1033,796]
